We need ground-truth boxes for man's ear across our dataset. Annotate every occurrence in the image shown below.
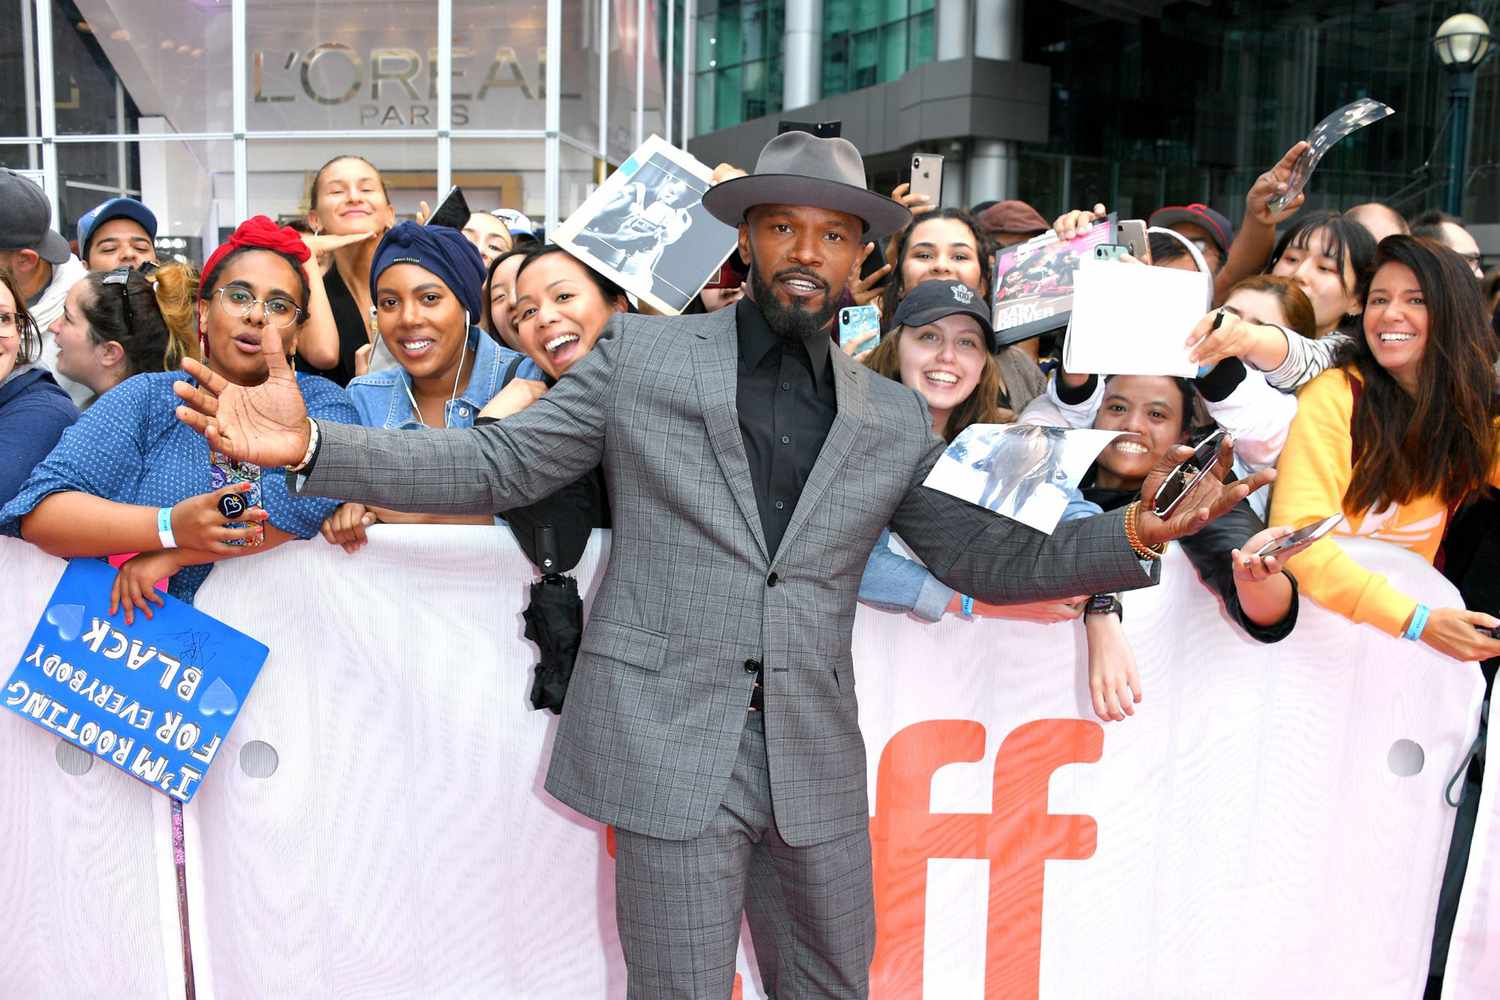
[737,220,753,268]
[10,248,42,277]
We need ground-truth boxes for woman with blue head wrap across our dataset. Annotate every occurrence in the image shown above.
[322,221,543,550]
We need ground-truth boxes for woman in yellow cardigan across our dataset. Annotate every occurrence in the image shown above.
[1271,234,1500,662]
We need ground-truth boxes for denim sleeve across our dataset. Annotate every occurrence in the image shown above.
[857,528,954,623]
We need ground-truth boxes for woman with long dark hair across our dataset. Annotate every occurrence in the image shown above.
[1272,235,1500,661]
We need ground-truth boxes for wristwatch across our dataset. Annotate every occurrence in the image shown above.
[1085,593,1123,619]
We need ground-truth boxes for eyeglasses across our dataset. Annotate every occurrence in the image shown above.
[213,286,302,328]
[1152,428,1226,517]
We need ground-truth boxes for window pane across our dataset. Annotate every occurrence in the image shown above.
[453,138,550,223]
[879,22,907,83]
[61,139,229,266]
[68,0,231,133]
[1,2,40,139]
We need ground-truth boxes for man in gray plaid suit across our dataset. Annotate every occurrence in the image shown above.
[175,132,1268,998]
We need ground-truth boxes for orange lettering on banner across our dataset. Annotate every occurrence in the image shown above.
[869,719,1104,998]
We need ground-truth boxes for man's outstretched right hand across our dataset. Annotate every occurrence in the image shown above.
[173,323,312,469]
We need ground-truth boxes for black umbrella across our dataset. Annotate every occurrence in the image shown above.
[523,571,582,714]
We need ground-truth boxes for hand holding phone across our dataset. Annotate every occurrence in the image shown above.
[1254,513,1343,559]
[1151,428,1226,517]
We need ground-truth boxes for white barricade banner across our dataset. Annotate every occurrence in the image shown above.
[0,530,1489,999]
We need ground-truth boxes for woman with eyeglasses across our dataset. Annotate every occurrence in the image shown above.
[0,217,357,620]
[47,263,199,406]
[0,270,77,507]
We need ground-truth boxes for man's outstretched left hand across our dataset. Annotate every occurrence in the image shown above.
[1134,436,1275,548]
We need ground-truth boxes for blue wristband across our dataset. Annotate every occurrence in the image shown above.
[1403,604,1430,641]
[156,506,178,550]
[961,595,974,618]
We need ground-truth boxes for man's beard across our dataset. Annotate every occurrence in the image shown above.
[750,262,840,344]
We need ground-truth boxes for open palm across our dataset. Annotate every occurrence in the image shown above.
[173,324,311,469]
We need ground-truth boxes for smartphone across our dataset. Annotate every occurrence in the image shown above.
[910,153,944,206]
[209,451,263,546]
[1092,243,1130,262]
[1255,513,1343,559]
[1119,219,1148,259]
[427,185,471,228]
[1151,428,1226,517]
[838,304,881,351]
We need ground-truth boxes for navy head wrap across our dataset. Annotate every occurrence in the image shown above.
[370,220,485,321]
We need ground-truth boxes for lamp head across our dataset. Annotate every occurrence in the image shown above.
[1435,12,1492,70]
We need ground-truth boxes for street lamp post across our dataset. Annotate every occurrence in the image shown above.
[1434,12,1493,216]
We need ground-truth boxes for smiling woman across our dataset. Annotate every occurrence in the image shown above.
[1270,234,1500,662]
[322,221,545,553]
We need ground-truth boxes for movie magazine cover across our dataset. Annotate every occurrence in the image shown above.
[991,215,1116,347]
[554,134,738,315]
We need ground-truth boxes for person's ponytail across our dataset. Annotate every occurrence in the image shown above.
[148,262,201,369]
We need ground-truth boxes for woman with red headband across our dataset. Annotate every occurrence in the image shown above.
[0,216,359,619]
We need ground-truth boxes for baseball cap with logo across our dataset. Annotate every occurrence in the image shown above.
[77,197,159,261]
[890,280,997,352]
[1148,203,1234,256]
[491,208,536,237]
[0,168,71,264]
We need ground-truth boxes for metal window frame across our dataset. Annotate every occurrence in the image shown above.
[22,0,636,240]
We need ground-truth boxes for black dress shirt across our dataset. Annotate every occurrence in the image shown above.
[734,297,838,555]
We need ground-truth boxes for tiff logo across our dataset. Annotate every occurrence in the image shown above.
[869,719,1103,998]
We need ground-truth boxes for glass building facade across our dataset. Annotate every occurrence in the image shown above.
[686,0,1500,226]
[0,0,683,258]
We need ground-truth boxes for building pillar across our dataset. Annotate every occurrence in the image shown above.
[783,1,822,111]
[971,0,1022,202]
[936,0,972,61]
[968,139,1019,203]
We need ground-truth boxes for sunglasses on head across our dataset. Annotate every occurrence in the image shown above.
[100,266,135,330]
[1151,428,1226,518]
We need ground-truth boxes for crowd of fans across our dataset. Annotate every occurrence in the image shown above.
[1,132,1499,995]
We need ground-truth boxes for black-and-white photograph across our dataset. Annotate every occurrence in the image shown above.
[923,424,1124,534]
[556,135,738,314]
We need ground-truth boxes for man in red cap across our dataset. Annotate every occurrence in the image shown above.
[977,199,1051,248]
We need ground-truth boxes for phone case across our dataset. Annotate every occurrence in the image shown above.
[910,154,943,205]
[210,451,263,546]
[838,305,881,349]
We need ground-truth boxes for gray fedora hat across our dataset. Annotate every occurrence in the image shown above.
[702,131,913,241]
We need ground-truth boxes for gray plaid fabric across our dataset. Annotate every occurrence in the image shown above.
[297,306,1157,845]
[614,712,874,999]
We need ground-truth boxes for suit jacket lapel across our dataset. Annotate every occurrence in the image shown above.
[694,308,771,563]
[774,343,867,562]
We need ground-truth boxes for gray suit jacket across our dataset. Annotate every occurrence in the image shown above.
[295,306,1156,846]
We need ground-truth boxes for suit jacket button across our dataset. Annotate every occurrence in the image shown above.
[766,572,779,587]
[743,658,762,674]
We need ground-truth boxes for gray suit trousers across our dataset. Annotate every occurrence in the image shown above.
[613,711,875,1000]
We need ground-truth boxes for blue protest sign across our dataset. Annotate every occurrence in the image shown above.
[3,558,267,802]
